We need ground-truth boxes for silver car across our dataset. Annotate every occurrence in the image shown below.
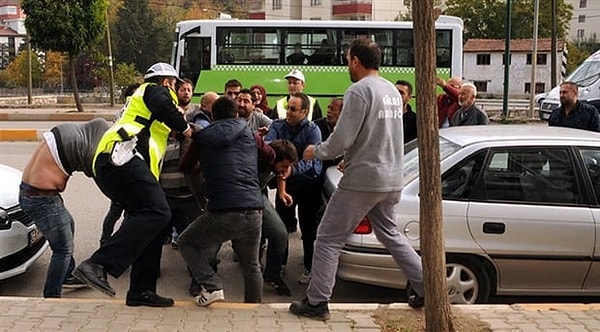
[323,125,600,304]
[0,164,48,280]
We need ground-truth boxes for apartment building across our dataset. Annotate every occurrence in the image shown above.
[566,0,600,42]
[0,0,25,69]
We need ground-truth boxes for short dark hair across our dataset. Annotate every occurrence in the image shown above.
[270,139,298,163]
[224,79,242,90]
[176,78,194,91]
[560,81,578,92]
[395,80,413,95]
[212,96,238,120]
[238,88,256,101]
[122,83,140,100]
[349,38,381,70]
[290,92,310,111]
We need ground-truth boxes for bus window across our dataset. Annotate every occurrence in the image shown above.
[180,36,207,84]
[395,29,414,67]
[286,28,335,65]
[436,30,452,68]
[217,27,279,64]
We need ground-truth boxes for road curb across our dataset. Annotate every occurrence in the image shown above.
[0,129,40,141]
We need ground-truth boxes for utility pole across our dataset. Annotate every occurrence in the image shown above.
[502,0,512,117]
[27,34,32,105]
[106,11,115,106]
[551,0,558,87]
[529,0,539,119]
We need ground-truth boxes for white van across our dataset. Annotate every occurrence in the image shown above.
[539,49,600,120]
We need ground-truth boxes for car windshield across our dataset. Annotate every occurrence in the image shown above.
[403,137,461,185]
[566,60,600,87]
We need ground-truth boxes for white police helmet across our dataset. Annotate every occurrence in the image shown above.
[144,62,183,82]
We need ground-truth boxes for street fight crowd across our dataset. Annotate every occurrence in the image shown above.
[18,38,599,322]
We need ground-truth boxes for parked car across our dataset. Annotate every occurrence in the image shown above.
[323,125,600,304]
[0,164,48,280]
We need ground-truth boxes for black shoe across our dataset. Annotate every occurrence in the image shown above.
[289,297,330,321]
[189,279,202,297]
[62,275,89,289]
[126,290,174,307]
[265,277,292,297]
[406,283,425,309]
[73,260,115,297]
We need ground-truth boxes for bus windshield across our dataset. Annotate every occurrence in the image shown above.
[567,58,600,88]
[172,17,463,105]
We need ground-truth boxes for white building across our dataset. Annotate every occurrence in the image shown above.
[0,0,26,69]
[565,0,600,42]
[463,38,566,98]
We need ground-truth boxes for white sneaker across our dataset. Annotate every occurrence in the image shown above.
[297,270,311,285]
[195,288,225,307]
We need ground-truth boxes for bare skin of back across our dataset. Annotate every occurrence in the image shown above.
[22,140,69,192]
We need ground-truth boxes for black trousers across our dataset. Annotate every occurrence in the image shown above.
[92,153,171,293]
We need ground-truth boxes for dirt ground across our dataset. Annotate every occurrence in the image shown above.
[373,307,492,332]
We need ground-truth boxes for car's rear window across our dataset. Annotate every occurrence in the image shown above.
[403,137,461,185]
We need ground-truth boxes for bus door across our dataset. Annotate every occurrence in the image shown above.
[178,36,211,86]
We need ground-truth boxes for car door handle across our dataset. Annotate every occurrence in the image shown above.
[482,222,506,234]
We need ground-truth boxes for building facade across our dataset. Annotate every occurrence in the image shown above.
[565,0,600,42]
[0,0,25,69]
[463,38,566,98]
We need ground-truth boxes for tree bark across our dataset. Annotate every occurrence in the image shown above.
[412,1,455,331]
[70,56,84,112]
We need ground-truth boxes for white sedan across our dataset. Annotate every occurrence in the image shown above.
[0,164,48,280]
[323,125,600,304]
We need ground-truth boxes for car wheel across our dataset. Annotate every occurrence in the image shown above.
[445,258,490,304]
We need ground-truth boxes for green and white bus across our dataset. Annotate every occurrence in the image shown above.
[171,16,463,105]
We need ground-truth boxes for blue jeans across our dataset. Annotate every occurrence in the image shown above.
[179,209,263,303]
[19,183,75,298]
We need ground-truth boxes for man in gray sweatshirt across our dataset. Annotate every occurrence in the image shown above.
[290,38,425,320]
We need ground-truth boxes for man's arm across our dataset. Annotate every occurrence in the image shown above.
[255,133,275,164]
[144,85,190,135]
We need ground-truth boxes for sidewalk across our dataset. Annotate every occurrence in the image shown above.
[0,297,599,332]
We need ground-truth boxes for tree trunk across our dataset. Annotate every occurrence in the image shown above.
[412,1,455,331]
[70,56,84,112]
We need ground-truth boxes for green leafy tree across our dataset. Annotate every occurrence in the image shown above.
[21,0,108,111]
[114,62,142,101]
[445,0,572,41]
[114,0,161,73]
[4,50,43,88]
[565,41,592,75]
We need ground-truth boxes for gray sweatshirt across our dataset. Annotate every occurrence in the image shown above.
[314,74,404,192]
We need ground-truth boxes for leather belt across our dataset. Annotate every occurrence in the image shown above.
[20,186,60,197]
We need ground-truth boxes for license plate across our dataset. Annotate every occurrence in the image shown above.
[29,228,42,246]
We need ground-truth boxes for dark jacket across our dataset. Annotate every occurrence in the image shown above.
[548,101,600,132]
[403,104,418,143]
[265,118,322,189]
[194,118,263,211]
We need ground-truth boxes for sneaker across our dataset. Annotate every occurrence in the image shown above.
[289,297,330,321]
[195,288,225,307]
[171,240,178,250]
[126,290,174,307]
[406,283,425,309]
[62,275,89,289]
[297,269,311,285]
[265,277,292,297]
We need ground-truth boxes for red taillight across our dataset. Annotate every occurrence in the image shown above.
[353,217,372,234]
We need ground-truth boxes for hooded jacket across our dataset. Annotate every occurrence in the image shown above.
[195,118,263,211]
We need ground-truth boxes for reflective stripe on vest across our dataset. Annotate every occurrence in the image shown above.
[276,95,317,120]
[93,82,176,179]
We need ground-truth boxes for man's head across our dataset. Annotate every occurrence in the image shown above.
[200,92,219,113]
[284,69,305,94]
[144,62,182,90]
[286,92,310,127]
[224,79,242,99]
[212,96,239,120]
[326,98,343,127]
[559,81,579,109]
[293,42,303,54]
[458,83,477,108]
[395,80,413,107]
[176,78,194,107]
[269,139,298,177]
[236,88,256,119]
[447,77,462,89]
[346,38,381,83]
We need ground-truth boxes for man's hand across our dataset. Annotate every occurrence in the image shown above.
[303,144,316,160]
[436,77,446,87]
[257,126,269,136]
[278,191,294,207]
